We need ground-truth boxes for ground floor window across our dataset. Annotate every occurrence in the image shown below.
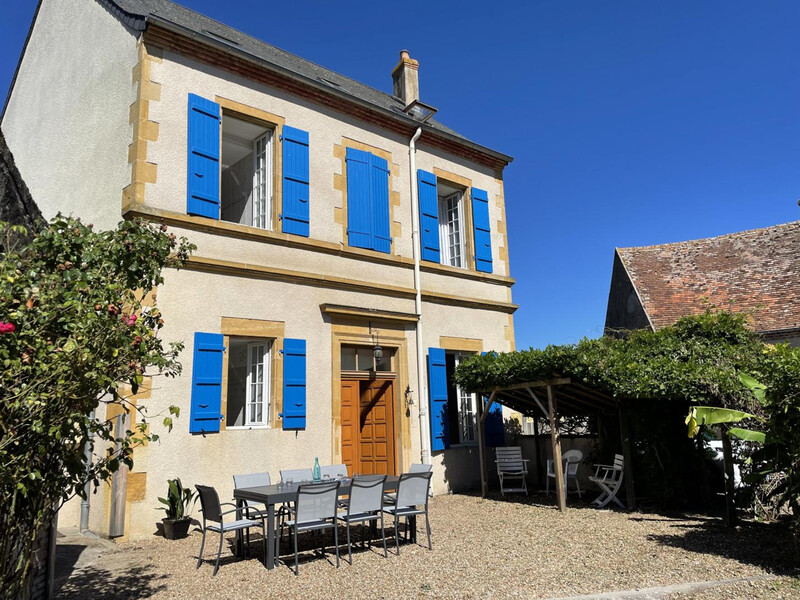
[226,337,272,427]
[445,352,477,444]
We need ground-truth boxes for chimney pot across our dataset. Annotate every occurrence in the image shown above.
[392,50,419,107]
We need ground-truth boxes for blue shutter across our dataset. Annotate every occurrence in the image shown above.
[417,170,440,262]
[346,148,373,249]
[370,153,391,254]
[484,398,505,446]
[281,338,307,430]
[481,350,504,446]
[187,94,221,219]
[189,332,224,434]
[281,126,310,237]
[428,347,450,451]
[471,187,493,273]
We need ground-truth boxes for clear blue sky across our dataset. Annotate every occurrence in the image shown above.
[2,1,799,350]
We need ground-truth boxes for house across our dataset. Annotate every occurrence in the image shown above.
[2,0,517,539]
[605,221,800,345]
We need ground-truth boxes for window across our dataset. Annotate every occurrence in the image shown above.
[221,114,273,230]
[521,415,537,435]
[226,337,272,427]
[341,345,396,373]
[345,147,391,253]
[438,183,466,268]
[445,352,477,444]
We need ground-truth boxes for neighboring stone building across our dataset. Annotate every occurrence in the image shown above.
[605,221,800,345]
[2,0,517,539]
[0,131,43,250]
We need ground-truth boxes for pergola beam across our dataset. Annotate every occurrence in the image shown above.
[482,378,571,394]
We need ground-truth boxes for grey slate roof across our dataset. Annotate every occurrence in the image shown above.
[102,0,510,162]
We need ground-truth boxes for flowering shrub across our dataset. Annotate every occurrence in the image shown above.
[0,215,194,597]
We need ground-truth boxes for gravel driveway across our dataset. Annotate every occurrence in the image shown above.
[55,493,798,600]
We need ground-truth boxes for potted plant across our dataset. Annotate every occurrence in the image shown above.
[158,478,196,540]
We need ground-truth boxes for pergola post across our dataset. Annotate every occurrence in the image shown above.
[477,392,494,498]
[547,385,566,512]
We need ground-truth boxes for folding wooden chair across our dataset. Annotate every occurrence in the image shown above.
[589,454,625,508]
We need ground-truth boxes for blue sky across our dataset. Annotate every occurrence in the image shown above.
[2,1,799,350]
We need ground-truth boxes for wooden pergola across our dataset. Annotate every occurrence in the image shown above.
[476,377,636,512]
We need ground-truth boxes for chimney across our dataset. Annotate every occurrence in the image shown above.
[392,50,419,107]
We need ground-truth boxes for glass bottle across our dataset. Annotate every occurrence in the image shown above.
[313,457,321,482]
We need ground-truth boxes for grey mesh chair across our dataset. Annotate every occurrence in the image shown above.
[337,475,388,563]
[382,471,433,555]
[384,463,431,503]
[232,472,271,519]
[283,480,341,575]
[195,484,264,576]
[280,468,313,483]
[320,464,348,479]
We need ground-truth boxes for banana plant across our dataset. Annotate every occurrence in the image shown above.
[157,478,196,521]
[684,373,767,526]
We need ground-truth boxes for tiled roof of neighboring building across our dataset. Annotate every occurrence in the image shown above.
[100,0,510,163]
[617,221,800,334]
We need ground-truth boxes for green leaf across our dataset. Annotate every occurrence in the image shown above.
[728,427,766,443]
[692,406,761,427]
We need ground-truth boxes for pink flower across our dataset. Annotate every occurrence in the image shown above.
[124,314,138,326]
[0,322,16,334]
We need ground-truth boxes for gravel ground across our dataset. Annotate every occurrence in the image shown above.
[56,493,798,600]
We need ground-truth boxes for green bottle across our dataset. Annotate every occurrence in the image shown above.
[313,457,321,482]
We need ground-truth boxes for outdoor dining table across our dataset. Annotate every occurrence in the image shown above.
[233,475,401,570]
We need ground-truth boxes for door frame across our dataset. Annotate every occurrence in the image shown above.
[341,375,398,476]
[330,320,411,475]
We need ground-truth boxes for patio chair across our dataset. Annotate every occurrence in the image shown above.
[280,468,313,483]
[283,480,341,576]
[384,463,431,503]
[545,449,583,498]
[337,475,388,563]
[495,447,529,496]
[195,484,265,576]
[320,464,348,479]
[589,454,625,509]
[382,471,433,555]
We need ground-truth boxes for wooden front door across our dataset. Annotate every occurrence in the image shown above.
[341,378,396,476]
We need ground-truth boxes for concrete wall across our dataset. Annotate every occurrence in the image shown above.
[1,0,138,231]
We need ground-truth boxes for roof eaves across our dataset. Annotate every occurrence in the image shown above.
[97,0,147,31]
[147,14,513,166]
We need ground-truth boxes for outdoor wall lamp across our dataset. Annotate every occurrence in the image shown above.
[405,385,414,407]
[369,321,383,363]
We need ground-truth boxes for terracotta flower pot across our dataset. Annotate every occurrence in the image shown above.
[162,518,191,540]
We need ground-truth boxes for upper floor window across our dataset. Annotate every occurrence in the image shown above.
[417,169,494,274]
[437,183,466,268]
[186,94,310,237]
[221,114,274,230]
[345,147,391,253]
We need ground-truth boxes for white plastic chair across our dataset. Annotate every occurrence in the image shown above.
[545,449,583,498]
[495,447,529,496]
[589,454,625,509]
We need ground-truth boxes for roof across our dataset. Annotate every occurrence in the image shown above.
[100,0,510,164]
[617,221,800,334]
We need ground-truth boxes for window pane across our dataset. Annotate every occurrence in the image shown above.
[341,346,357,370]
[357,348,374,371]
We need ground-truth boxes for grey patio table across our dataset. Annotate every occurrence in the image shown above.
[233,475,401,570]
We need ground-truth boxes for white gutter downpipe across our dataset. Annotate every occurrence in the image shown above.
[409,127,431,465]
